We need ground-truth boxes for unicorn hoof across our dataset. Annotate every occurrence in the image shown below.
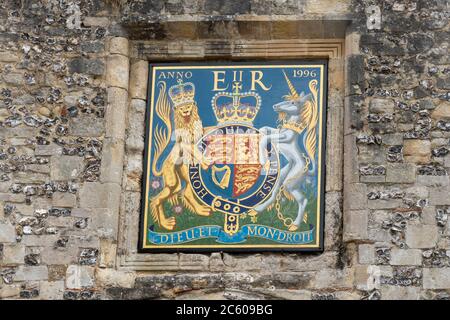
[288,224,299,231]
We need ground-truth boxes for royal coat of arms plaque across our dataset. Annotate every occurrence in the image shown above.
[139,62,327,252]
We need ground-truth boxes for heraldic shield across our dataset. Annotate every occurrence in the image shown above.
[202,131,263,198]
[140,62,327,252]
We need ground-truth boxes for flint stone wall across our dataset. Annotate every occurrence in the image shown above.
[0,0,449,300]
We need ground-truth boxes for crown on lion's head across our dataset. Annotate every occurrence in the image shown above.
[168,80,195,108]
[211,82,261,124]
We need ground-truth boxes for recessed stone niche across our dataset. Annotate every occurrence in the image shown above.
[104,17,356,271]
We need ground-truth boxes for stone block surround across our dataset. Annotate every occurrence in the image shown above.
[117,33,347,270]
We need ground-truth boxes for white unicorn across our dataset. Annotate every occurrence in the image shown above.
[253,72,319,231]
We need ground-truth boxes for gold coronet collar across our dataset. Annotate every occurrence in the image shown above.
[281,121,307,134]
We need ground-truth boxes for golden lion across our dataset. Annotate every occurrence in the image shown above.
[150,81,211,231]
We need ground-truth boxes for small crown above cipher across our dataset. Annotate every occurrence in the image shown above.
[211,81,262,124]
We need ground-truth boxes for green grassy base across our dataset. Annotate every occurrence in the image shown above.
[148,184,317,246]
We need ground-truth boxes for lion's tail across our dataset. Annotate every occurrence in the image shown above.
[152,82,172,177]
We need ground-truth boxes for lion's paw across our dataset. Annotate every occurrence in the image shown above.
[161,217,177,230]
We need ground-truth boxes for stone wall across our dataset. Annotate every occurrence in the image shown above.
[0,0,449,300]
[345,0,450,300]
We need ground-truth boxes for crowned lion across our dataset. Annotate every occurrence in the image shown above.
[150,80,211,231]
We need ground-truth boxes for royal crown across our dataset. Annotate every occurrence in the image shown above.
[211,81,261,124]
[168,79,196,108]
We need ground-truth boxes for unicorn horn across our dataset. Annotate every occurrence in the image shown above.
[282,70,299,99]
